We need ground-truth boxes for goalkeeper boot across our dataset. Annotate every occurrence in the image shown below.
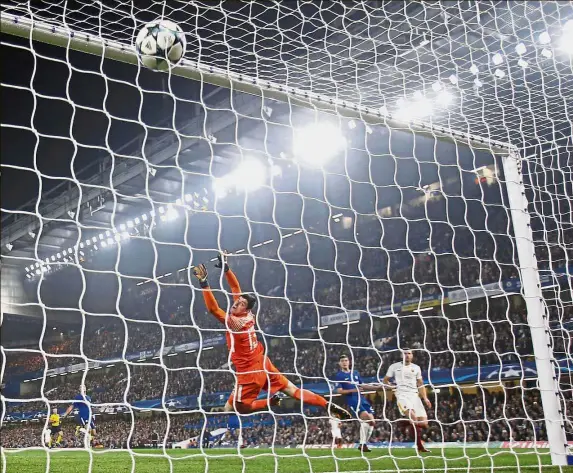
[327,403,351,420]
[417,444,431,454]
[358,444,372,453]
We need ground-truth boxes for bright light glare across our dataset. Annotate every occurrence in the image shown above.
[165,206,178,220]
[234,159,267,192]
[436,90,453,107]
[431,81,442,92]
[492,53,503,65]
[538,31,551,44]
[213,179,228,199]
[293,123,346,166]
[448,74,458,85]
[518,59,528,68]
[515,43,526,55]
[560,21,573,54]
[396,97,433,120]
[541,48,553,58]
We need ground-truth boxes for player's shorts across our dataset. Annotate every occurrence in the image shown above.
[396,395,427,418]
[348,398,375,417]
[227,356,289,407]
[50,425,61,435]
[77,416,96,430]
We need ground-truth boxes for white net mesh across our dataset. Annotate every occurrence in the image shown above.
[1,1,572,472]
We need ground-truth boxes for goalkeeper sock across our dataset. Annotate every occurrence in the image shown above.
[56,432,63,445]
[48,436,52,448]
[292,388,327,408]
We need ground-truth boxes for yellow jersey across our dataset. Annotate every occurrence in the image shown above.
[49,413,61,427]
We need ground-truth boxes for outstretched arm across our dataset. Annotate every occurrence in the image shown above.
[225,269,242,301]
[193,264,226,324]
[193,264,245,330]
[216,251,242,301]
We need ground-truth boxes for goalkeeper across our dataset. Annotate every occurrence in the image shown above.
[192,251,350,420]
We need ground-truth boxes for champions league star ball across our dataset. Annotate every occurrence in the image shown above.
[135,20,186,71]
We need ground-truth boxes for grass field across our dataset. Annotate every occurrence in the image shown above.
[2,448,570,473]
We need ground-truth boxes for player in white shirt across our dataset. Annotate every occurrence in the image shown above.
[383,349,432,453]
[329,418,343,448]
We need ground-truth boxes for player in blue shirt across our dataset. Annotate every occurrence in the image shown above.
[63,385,96,447]
[333,354,375,453]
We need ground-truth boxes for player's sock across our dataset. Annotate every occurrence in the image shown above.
[415,425,424,449]
[359,422,369,445]
[292,388,327,408]
[56,432,63,445]
[367,424,374,443]
[48,436,52,448]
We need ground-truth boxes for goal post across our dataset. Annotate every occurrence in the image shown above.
[1,2,572,469]
[501,151,569,466]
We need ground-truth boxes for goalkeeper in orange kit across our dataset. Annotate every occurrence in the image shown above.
[192,252,350,419]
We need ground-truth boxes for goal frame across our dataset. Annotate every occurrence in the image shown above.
[1,11,569,466]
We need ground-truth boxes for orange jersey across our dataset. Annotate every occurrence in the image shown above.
[202,270,265,380]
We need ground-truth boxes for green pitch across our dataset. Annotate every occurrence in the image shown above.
[1,448,569,473]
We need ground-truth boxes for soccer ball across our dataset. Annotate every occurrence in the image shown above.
[135,20,186,71]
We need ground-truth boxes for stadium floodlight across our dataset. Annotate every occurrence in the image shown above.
[448,74,458,85]
[184,194,192,202]
[56,253,61,258]
[396,97,433,120]
[165,206,178,220]
[293,123,346,167]
[213,179,228,199]
[105,230,111,237]
[431,81,442,92]
[469,64,479,74]
[101,240,107,248]
[134,217,140,225]
[538,30,551,44]
[474,78,483,87]
[494,69,506,79]
[234,159,267,192]
[92,237,97,243]
[127,220,134,228]
[119,224,126,231]
[436,90,453,107]
[141,214,148,221]
[560,20,573,54]
[518,59,529,68]
[106,238,114,245]
[35,269,41,275]
[6,243,13,251]
[114,234,122,242]
[541,48,553,58]
[158,206,165,214]
[515,43,527,55]
[86,240,91,246]
[79,242,84,248]
[492,53,503,65]
[175,198,182,205]
[98,233,104,240]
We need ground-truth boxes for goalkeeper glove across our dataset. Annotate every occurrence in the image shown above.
[214,250,230,272]
[192,264,209,288]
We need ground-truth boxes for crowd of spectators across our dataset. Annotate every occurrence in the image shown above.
[2,198,571,449]
[3,386,571,449]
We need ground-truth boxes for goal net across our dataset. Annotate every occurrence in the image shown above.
[1,1,571,471]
